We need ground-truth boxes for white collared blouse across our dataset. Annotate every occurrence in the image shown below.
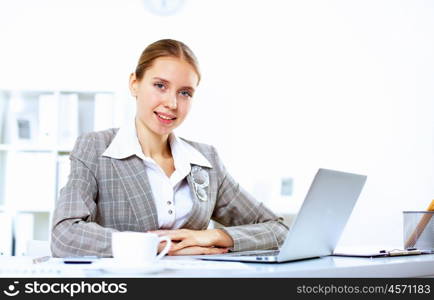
[102,118,212,229]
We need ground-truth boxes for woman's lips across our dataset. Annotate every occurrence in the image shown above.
[154,112,176,124]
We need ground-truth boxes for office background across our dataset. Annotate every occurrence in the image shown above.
[0,0,433,255]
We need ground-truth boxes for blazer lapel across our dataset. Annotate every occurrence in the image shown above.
[182,170,212,230]
[111,156,159,231]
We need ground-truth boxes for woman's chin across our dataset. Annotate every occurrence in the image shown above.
[151,125,176,137]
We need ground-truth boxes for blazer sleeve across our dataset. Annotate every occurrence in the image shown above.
[51,135,117,257]
[210,147,289,252]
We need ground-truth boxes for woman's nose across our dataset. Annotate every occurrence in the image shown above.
[163,93,177,109]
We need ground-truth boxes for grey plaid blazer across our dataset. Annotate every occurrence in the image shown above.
[51,129,289,257]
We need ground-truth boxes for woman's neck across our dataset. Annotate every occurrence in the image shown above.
[135,117,171,159]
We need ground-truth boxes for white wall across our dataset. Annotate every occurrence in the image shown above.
[0,0,433,249]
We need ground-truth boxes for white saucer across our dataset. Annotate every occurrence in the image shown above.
[96,261,165,274]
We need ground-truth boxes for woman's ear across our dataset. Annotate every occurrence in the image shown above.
[129,72,138,98]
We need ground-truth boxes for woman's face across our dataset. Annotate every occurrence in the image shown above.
[130,56,199,137]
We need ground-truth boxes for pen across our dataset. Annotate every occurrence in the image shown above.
[32,256,51,264]
[63,256,99,264]
[388,249,422,256]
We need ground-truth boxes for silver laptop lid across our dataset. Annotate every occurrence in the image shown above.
[277,168,367,262]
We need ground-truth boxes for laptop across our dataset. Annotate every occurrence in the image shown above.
[198,168,367,263]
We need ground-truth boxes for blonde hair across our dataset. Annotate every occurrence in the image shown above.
[134,39,201,83]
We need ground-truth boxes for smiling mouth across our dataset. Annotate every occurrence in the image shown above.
[154,112,176,122]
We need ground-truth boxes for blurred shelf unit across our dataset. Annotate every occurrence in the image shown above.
[0,89,119,255]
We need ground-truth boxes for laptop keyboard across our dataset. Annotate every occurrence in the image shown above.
[226,250,280,257]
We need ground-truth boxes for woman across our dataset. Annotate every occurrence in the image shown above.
[51,39,288,257]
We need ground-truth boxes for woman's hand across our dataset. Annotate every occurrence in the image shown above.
[167,244,229,255]
[152,229,234,255]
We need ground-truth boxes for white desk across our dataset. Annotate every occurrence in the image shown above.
[1,254,434,278]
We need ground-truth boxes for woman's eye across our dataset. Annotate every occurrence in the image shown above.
[154,83,166,90]
[180,90,192,97]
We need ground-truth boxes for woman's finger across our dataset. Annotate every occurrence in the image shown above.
[158,241,178,253]
[170,246,228,256]
[168,239,194,253]
[202,247,229,255]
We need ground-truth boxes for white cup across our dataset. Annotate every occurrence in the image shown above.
[111,232,171,264]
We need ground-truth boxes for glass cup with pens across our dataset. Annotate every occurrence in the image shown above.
[403,211,434,252]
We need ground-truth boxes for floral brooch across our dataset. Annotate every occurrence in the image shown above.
[190,166,209,201]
